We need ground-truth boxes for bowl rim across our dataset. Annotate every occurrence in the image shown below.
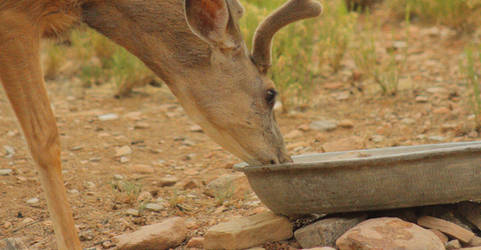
[234,141,481,173]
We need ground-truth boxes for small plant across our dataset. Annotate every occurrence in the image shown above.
[111,180,142,205]
[386,0,481,33]
[462,45,481,128]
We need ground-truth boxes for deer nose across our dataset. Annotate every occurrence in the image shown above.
[267,151,292,165]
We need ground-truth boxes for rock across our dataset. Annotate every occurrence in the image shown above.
[428,136,446,142]
[0,169,13,176]
[186,237,204,248]
[204,212,292,249]
[116,146,132,157]
[19,218,34,227]
[0,238,28,250]
[189,125,203,132]
[102,240,114,249]
[336,217,444,250]
[205,173,251,200]
[322,136,363,152]
[130,164,154,174]
[294,215,366,248]
[429,229,449,245]
[418,216,475,243]
[134,122,150,129]
[457,202,481,231]
[338,120,354,129]
[84,181,96,189]
[310,120,338,132]
[370,135,384,143]
[416,96,429,103]
[158,176,178,187]
[113,174,124,180]
[446,240,462,250]
[126,209,140,217]
[114,217,187,250]
[26,197,39,204]
[145,203,164,212]
[3,222,12,229]
[68,189,79,195]
[137,191,153,202]
[98,113,119,121]
[4,145,15,158]
[120,157,129,163]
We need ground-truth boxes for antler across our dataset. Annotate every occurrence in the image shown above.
[251,0,322,73]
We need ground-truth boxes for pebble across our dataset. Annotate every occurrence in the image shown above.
[416,96,429,103]
[189,125,203,132]
[205,173,252,200]
[158,176,178,187]
[69,189,80,195]
[428,136,446,142]
[0,169,13,176]
[26,197,39,204]
[98,113,119,121]
[137,191,153,202]
[370,135,384,143]
[126,209,140,217]
[145,203,164,211]
[338,120,354,129]
[3,222,12,229]
[310,120,338,132]
[84,181,96,189]
[4,145,15,158]
[113,174,124,180]
[134,122,150,129]
[130,164,154,174]
[116,146,132,157]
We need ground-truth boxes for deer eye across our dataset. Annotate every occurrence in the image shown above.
[265,89,277,106]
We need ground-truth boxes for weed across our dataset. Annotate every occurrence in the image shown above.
[462,45,481,128]
[111,180,142,205]
[386,0,481,33]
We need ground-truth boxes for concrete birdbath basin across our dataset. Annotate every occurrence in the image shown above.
[234,141,481,216]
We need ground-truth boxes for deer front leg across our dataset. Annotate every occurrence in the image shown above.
[0,11,81,250]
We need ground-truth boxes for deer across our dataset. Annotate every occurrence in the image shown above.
[0,0,322,249]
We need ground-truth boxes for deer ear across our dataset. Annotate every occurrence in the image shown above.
[185,0,233,47]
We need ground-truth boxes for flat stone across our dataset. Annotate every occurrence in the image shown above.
[295,215,366,248]
[116,146,132,157]
[26,198,39,204]
[98,113,119,121]
[446,240,462,250]
[125,209,140,217]
[114,217,187,250]
[336,217,444,250]
[204,212,293,249]
[205,172,252,200]
[310,120,338,132]
[0,169,13,176]
[145,203,164,212]
[158,176,178,187]
[186,237,204,248]
[130,164,154,174]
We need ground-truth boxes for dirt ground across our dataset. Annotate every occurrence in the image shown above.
[1,17,480,249]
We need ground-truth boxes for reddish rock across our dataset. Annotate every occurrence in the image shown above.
[115,217,187,250]
[336,217,444,250]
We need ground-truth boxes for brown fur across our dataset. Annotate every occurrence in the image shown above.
[0,1,320,249]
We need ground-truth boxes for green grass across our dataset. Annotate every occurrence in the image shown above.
[462,44,481,128]
[386,0,481,32]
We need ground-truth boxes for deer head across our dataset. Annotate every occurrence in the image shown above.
[82,0,322,165]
